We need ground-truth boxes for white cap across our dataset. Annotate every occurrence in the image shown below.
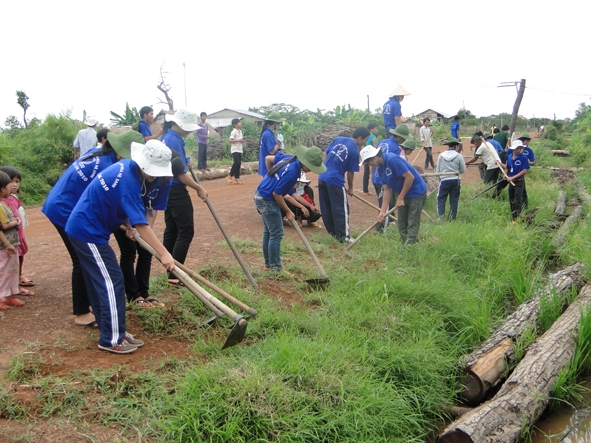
[359,146,380,166]
[165,108,200,131]
[298,172,311,183]
[131,140,173,177]
[85,116,98,126]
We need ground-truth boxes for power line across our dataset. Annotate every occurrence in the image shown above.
[526,86,591,97]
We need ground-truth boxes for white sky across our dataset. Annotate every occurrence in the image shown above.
[1,0,589,127]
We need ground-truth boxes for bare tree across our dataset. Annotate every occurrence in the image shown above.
[16,90,30,129]
[157,63,174,111]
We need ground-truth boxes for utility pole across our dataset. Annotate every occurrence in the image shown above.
[498,79,526,137]
[367,95,370,113]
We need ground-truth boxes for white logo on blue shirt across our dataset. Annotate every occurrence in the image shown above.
[332,144,349,163]
[383,104,391,115]
[384,168,393,177]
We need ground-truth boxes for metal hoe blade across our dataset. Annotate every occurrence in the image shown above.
[221,318,248,350]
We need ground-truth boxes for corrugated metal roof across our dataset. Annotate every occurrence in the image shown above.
[208,108,266,119]
[416,109,452,119]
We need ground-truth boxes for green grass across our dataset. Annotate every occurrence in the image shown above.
[3,147,591,441]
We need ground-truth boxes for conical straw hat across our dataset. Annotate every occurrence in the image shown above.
[388,85,411,97]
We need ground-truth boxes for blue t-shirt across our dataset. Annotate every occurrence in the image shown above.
[258,128,277,177]
[507,152,530,177]
[144,178,172,211]
[65,160,148,244]
[523,146,535,163]
[451,121,460,138]
[138,120,152,138]
[42,151,118,227]
[378,153,427,199]
[383,97,401,133]
[488,139,504,154]
[372,138,401,185]
[162,129,187,186]
[318,137,360,187]
[256,153,302,201]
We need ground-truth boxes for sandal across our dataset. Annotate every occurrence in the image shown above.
[75,320,98,328]
[5,297,24,307]
[135,298,152,308]
[19,278,35,287]
[145,298,165,307]
[18,288,35,296]
[167,279,184,287]
[234,180,243,185]
[0,303,9,311]
[226,176,234,184]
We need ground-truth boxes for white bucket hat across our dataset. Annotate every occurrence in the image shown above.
[131,140,173,177]
[85,116,98,126]
[165,108,200,131]
[508,140,526,150]
[359,146,380,166]
[298,172,311,183]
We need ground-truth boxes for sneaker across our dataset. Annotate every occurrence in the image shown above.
[98,340,138,354]
[124,332,144,347]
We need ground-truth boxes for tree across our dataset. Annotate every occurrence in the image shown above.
[16,90,30,129]
[157,62,174,111]
[110,103,140,127]
[4,115,23,129]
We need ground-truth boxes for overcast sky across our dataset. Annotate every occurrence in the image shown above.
[1,0,589,128]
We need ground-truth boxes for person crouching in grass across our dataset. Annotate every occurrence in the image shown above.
[360,144,427,245]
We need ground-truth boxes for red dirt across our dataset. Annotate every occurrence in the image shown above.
[0,144,482,441]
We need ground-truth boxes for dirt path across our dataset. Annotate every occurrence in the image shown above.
[0,145,483,440]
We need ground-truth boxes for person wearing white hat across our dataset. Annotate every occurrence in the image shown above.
[497,140,530,220]
[359,144,427,245]
[382,85,410,136]
[65,140,176,354]
[72,116,98,159]
[161,109,208,285]
[283,173,322,227]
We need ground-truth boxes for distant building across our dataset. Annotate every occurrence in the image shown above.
[206,108,266,129]
[416,109,452,123]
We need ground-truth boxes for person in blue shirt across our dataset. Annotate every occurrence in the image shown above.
[42,130,144,328]
[138,106,163,142]
[161,109,208,286]
[113,148,186,308]
[504,140,530,221]
[371,136,402,233]
[254,146,326,272]
[318,127,369,242]
[382,85,410,135]
[451,116,462,152]
[517,134,535,209]
[258,112,285,177]
[65,141,176,354]
[360,145,428,245]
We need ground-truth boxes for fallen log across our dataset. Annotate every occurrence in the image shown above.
[551,150,570,156]
[194,161,258,181]
[438,284,591,443]
[554,190,566,216]
[457,263,586,405]
[552,205,583,250]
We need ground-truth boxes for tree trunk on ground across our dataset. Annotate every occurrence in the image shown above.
[193,162,258,181]
[552,206,583,250]
[438,284,591,443]
[555,190,566,216]
[457,263,586,405]
[551,150,570,156]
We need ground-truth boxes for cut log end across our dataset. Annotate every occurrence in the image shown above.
[437,429,472,443]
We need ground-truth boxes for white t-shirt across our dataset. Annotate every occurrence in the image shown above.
[475,141,501,169]
[73,127,98,157]
[230,128,243,153]
[419,126,433,147]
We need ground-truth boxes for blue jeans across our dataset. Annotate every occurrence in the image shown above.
[254,191,284,270]
[437,179,461,221]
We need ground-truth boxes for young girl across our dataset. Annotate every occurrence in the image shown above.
[0,170,24,311]
[0,166,34,292]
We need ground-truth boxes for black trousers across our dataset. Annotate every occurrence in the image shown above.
[509,180,526,220]
[53,223,91,316]
[362,163,370,193]
[424,146,434,169]
[229,152,242,179]
[114,229,153,302]
[164,184,194,278]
